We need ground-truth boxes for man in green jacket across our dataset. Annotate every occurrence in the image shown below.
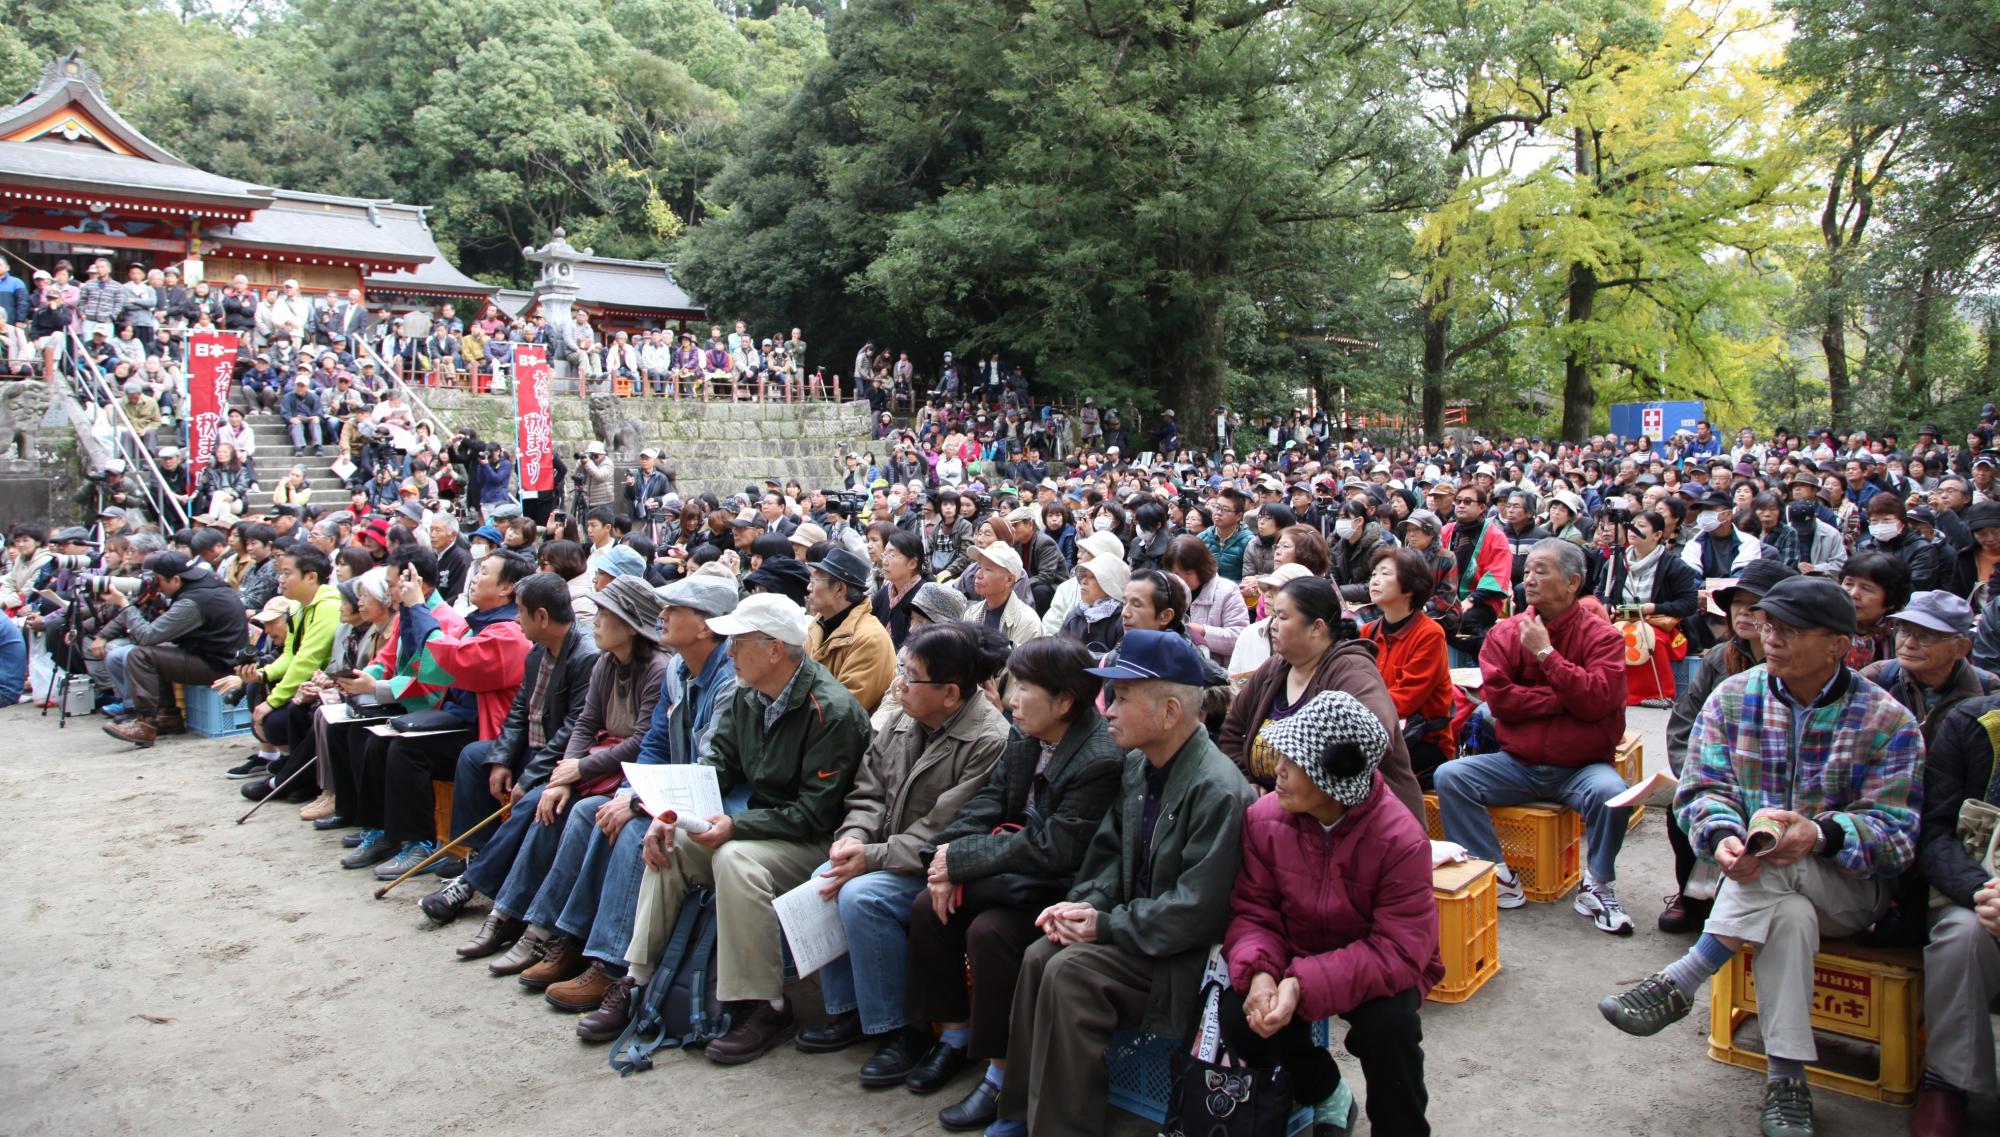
[992,629,1256,1137]
[623,593,871,1066]
[232,546,342,800]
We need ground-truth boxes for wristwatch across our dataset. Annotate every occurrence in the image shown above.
[1534,646,1554,662]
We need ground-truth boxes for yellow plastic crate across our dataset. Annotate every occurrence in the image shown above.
[1614,730,1645,830]
[1428,859,1500,1003]
[1707,940,1925,1105]
[1422,794,1582,902]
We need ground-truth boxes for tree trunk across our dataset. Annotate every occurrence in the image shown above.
[1821,286,1849,426]
[1421,296,1449,438]
[1560,260,1597,442]
[1163,310,1227,453]
[1903,266,1936,409]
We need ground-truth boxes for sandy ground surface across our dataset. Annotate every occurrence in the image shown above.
[0,704,1984,1137]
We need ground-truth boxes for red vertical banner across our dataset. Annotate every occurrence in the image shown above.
[514,344,554,495]
[186,332,239,485]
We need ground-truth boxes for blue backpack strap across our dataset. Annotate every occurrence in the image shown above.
[678,897,727,1046]
[608,885,713,1075]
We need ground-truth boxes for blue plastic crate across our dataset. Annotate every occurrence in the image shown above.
[184,682,254,738]
[1105,1019,1329,1134]
[1448,646,1479,669]
[1670,654,1699,692]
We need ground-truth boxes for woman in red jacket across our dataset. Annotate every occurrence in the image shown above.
[1223,690,1442,1135]
[1359,546,1456,785]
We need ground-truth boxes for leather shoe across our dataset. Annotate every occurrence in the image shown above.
[102,718,157,748]
[455,912,522,958]
[1908,1087,1966,1137]
[795,1010,864,1054]
[152,712,186,737]
[313,814,354,832]
[704,1001,795,1065]
[518,935,585,991]
[546,961,615,1013]
[938,1076,1001,1131]
[487,929,549,977]
[903,1037,972,1094]
[859,1027,934,1087]
[241,776,275,801]
[576,974,640,1042]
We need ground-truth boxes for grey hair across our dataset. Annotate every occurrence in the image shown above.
[1530,537,1585,584]
[126,532,164,556]
[779,640,807,664]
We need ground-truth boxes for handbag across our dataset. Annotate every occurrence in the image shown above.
[1162,948,1297,1137]
[575,730,630,799]
[953,822,1071,911]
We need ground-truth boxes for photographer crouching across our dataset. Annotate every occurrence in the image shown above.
[100,552,251,747]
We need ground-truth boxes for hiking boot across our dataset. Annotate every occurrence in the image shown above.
[705,1000,795,1066]
[518,935,585,991]
[152,710,186,736]
[420,875,477,924]
[1761,1077,1813,1137]
[575,974,640,1043]
[487,927,549,976]
[1908,1085,1967,1137]
[1494,866,1526,909]
[1598,973,1694,1037]
[1575,880,1635,935]
[1657,892,1711,935]
[225,754,269,779]
[102,717,158,748]
[299,791,337,822]
[372,840,440,881]
[339,831,398,870]
[456,912,523,960]
[546,960,615,1013]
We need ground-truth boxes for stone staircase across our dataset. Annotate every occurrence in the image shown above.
[229,387,353,515]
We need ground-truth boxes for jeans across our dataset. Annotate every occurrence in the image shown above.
[447,741,505,854]
[493,791,607,920]
[541,804,649,963]
[815,866,925,1035]
[287,417,322,449]
[103,640,136,702]
[1434,750,1630,884]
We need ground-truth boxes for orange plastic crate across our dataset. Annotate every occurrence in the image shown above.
[1429,859,1500,1003]
[1423,793,1582,902]
[1707,941,1925,1105]
[1615,730,1645,830]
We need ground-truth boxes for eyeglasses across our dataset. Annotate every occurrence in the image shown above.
[1455,497,1480,505]
[1896,626,1963,648]
[1758,619,1826,643]
[895,672,952,689]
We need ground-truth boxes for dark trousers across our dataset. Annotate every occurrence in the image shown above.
[127,644,228,714]
[380,730,472,843]
[1669,809,1696,892]
[1217,987,1430,1135]
[260,701,318,788]
[904,897,1041,1061]
[448,740,508,856]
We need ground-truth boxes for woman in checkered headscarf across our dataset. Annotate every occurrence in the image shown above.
[1219,690,1444,1134]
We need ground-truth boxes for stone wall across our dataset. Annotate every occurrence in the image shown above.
[1,382,83,525]
[416,389,875,499]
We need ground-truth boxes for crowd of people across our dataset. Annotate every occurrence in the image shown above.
[10,353,2000,1137]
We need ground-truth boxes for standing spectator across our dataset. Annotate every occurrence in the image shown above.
[0,255,29,325]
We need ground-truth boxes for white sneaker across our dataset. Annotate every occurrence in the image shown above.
[1575,880,1635,935]
[1494,866,1526,909]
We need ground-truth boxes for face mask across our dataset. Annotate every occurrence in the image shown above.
[1335,519,1357,540]
[470,542,492,558]
[1868,521,1901,542]
[1695,511,1722,535]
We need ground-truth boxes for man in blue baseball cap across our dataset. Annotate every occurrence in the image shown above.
[989,629,1257,1137]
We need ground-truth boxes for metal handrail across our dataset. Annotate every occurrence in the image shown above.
[63,331,189,529]
[354,333,522,510]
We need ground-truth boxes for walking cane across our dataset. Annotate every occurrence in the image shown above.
[373,802,510,900]
[235,755,320,825]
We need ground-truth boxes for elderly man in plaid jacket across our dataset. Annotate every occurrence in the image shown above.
[1596,576,1923,1137]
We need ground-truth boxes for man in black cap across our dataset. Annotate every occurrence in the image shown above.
[991,630,1255,1137]
[1662,558,1798,932]
[1680,487,1759,579]
[101,552,252,746]
[805,546,896,714]
[1600,576,1923,1137]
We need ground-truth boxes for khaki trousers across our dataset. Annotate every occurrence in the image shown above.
[1703,857,1887,1061]
[1925,904,2000,1093]
[622,836,823,1002]
[996,937,1152,1137]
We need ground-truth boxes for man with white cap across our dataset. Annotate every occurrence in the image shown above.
[577,439,614,509]
[624,447,673,537]
[806,546,897,714]
[622,593,871,1065]
[1041,531,1127,635]
[963,542,1045,650]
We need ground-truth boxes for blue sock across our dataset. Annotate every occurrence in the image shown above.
[983,1062,1003,1088]
[941,1026,970,1050]
[1767,1056,1807,1082]
[1661,933,1735,997]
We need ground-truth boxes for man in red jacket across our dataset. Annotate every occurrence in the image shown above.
[1435,538,1633,930]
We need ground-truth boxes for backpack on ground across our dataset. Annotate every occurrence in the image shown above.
[608,884,730,1075]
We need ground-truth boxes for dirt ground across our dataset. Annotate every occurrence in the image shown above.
[0,704,1984,1136]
